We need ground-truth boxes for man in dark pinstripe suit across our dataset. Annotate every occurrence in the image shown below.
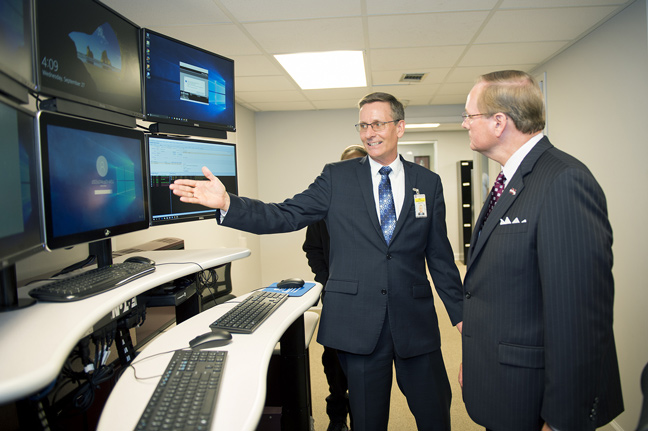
[459,70,623,431]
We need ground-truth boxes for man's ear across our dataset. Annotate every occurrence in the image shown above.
[492,112,508,137]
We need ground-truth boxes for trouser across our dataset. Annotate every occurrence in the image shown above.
[337,312,451,431]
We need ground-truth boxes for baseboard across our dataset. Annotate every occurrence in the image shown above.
[608,420,624,431]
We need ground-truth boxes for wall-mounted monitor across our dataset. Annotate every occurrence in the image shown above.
[34,0,143,126]
[0,96,44,311]
[38,110,148,266]
[143,29,235,138]
[147,135,237,226]
[0,0,37,103]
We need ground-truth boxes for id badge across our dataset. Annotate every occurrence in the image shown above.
[414,193,427,218]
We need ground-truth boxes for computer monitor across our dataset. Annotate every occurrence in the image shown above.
[0,96,44,311]
[143,29,235,138]
[147,135,237,226]
[34,0,143,125]
[0,0,37,103]
[38,110,148,267]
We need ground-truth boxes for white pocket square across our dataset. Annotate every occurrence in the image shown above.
[500,217,527,225]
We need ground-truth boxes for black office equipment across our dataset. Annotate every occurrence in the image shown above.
[147,135,237,226]
[0,0,36,103]
[0,96,44,312]
[209,291,288,334]
[135,350,226,431]
[34,0,143,126]
[28,261,155,302]
[189,329,232,350]
[142,28,235,138]
[38,110,149,268]
[276,278,305,289]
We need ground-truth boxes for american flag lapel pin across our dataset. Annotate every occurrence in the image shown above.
[509,188,517,195]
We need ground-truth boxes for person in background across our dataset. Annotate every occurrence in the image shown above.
[169,92,464,431]
[303,144,367,431]
[460,70,623,431]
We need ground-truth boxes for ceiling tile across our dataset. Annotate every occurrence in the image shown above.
[370,46,465,70]
[244,18,365,53]
[460,42,568,66]
[236,90,308,103]
[500,0,627,8]
[367,0,499,14]
[231,55,284,77]
[152,24,262,57]
[476,7,619,43]
[103,0,230,27]
[219,0,361,22]
[367,12,490,48]
[236,76,298,92]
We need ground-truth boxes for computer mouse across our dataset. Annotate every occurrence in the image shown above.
[189,329,232,350]
[276,278,305,289]
[124,255,155,266]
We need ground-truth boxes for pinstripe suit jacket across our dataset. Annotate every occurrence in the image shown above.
[219,155,464,358]
[462,137,623,430]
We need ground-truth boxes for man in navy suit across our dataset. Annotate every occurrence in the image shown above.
[460,70,623,431]
[170,92,464,431]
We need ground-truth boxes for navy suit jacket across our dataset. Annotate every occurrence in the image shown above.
[462,137,623,430]
[220,155,463,358]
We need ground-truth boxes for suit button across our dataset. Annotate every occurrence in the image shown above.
[465,292,472,299]
[381,289,387,295]
[386,254,392,260]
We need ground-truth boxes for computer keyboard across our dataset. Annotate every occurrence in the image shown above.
[135,350,226,431]
[209,290,288,334]
[28,262,156,302]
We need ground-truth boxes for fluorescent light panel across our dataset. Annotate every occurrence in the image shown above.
[275,51,366,90]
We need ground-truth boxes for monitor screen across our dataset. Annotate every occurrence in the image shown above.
[0,0,36,102]
[34,0,143,118]
[38,110,148,251]
[147,135,237,226]
[143,29,235,132]
[0,96,44,311]
[0,96,44,269]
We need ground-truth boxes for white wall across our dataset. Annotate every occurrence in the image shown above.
[532,1,648,429]
[17,103,263,297]
[253,108,473,285]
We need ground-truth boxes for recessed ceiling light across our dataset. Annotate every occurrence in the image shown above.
[275,51,367,90]
[405,123,441,129]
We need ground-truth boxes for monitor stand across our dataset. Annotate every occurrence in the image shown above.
[89,238,114,268]
[0,264,36,312]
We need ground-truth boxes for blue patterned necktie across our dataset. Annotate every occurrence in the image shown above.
[379,166,396,245]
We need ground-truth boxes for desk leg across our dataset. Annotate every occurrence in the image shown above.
[279,314,312,431]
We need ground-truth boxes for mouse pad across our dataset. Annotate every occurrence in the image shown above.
[263,282,316,297]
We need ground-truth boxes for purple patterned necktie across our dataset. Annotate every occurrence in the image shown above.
[482,171,506,228]
[378,166,396,244]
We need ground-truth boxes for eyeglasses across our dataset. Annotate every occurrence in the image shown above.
[461,112,488,122]
[355,120,399,133]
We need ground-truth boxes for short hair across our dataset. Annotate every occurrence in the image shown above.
[477,70,545,134]
[340,144,367,160]
[358,92,405,122]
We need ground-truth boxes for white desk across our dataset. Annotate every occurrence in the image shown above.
[98,284,322,431]
[0,247,250,404]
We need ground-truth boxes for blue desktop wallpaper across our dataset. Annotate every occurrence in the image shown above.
[144,30,235,130]
[46,125,146,238]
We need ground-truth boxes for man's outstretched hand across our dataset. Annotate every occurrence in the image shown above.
[169,166,230,211]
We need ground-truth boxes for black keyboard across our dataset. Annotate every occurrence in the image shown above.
[135,350,226,431]
[29,262,156,302]
[209,290,288,334]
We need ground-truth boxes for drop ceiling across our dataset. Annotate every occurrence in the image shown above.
[103,0,633,114]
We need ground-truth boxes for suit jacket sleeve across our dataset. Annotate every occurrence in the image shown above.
[302,220,330,286]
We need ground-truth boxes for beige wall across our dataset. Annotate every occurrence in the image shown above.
[532,1,648,429]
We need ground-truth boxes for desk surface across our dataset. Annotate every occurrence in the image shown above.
[98,285,321,431]
[0,247,250,404]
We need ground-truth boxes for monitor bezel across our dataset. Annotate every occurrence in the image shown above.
[142,28,236,133]
[146,134,238,226]
[0,95,45,270]
[37,110,149,251]
[0,0,38,103]
[33,0,144,120]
